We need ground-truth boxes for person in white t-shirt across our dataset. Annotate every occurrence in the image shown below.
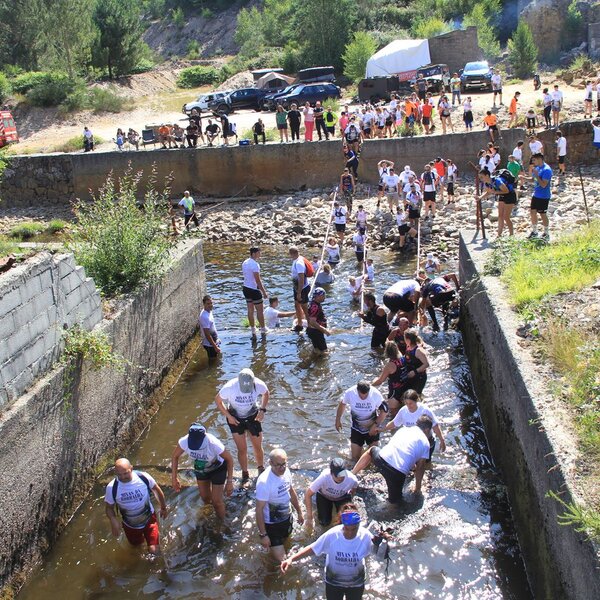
[281,504,382,599]
[347,275,363,303]
[199,294,220,359]
[383,168,401,212]
[215,368,270,482]
[331,200,348,243]
[335,381,388,461]
[551,85,563,127]
[104,458,168,554]
[382,279,421,323]
[383,390,446,460]
[376,159,394,203]
[305,458,359,527]
[352,415,433,503]
[264,296,296,329]
[555,130,567,176]
[491,70,502,106]
[420,164,438,219]
[512,140,524,165]
[256,448,304,561]
[242,246,269,336]
[593,118,600,154]
[289,246,311,331]
[171,423,234,519]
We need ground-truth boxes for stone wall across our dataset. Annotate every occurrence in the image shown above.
[0,122,595,209]
[521,0,571,62]
[459,233,600,600]
[0,252,102,406]
[428,26,482,74]
[0,238,205,589]
[537,120,594,167]
[588,22,600,59]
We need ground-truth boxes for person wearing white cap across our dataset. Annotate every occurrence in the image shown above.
[215,368,270,483]
[305,458,359,527]
[306,287,330,353]
[171,423,234,519]
[421,253,441,279]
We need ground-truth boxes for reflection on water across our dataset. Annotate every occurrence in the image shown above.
[19,244,532,599]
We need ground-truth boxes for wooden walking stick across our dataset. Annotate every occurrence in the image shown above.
[468,161,486,240]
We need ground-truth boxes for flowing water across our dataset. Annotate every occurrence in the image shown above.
[19,244,532,599]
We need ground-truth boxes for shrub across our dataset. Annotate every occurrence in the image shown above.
[26,73,75,107]
[187,40,200,59]
[12,71,49,95]
[9,222,45,239]
[89,88,131,113]
[47,219,68,234]
[282,43,302,75]
[508,21,538,79]
[171,7,185,28]
[177,66,220,88]
[0,235,20,259]
[411,18,452,39]
[342,32,377,83]
[0,73,11,104]
[50,134,106,153]
[60,83,90,112]
[129,57,155,75]
[240,127,277,142]
[322,97,340,112]
[144,0,165,19]
[68,168,174,295]
[201,8,214,19]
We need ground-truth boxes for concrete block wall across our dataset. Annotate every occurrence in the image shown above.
[0,252,102,406]
[0,238,205,588]
[428,27,482,74]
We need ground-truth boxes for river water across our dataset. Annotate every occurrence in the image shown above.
[20,244,532,599]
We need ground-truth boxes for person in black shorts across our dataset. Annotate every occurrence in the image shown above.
[419,273,460,332]
[358,292,390,348]
[382,279,421,324]
[306,287,331,353]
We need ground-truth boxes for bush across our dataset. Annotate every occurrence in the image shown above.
[508,21,538,79]
[411,18,452,39]
[89,88,131,113]
[0,235,20,258]
[0,73,11,104]
[47,219,68,234]
[12,71,49,94]
[50,134,106,153]
[282,43,302,75]
[201,8,214,19]
[177,66,220,88]
[342,32,377,83]
[187,40,200,59]
[26,73,75,107]
[144,0,165,19]
[9,222,45,239]
[171,7,185,28]
[240,127,277,142]
[68,168,174,295]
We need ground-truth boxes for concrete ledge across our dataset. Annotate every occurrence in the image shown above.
[0,238,205,588]
[459,231,600,599]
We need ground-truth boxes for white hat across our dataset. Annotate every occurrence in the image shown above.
[427,252,434,259]
[404,166,411,172]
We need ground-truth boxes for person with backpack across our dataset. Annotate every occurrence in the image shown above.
[477,167,517,238]
[171,423,234,517]
[104,458,168,555]
[344,118,362,155]
[420,164,438,220]
[289,246,313,332]
[331,199,348,244]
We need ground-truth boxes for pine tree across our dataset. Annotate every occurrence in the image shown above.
[508,21,538,79]
[464,5,500,59]
[342,32,377,83]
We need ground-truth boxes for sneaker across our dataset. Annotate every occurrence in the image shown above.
[527,231,538,239]
[260,327,269,334]
[251,326,257,336]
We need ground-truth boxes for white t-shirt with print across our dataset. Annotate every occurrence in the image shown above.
[309,469,359,500]
[178,433,224,474]
[256,467,292,524]
[392,403,438,428]
[342,386,386,433]
[242,257,260,289]
[105,471,156,528]
[383,174,400,193]
[218,376,268,419]
[332,205,347,224]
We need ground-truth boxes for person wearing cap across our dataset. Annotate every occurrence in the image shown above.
[281,503,379,599]
[305,459,359,527]
[242,246,269,337]
[199,295,221,359]
[171,424,234,519]
[215,368,269,483]
[306,287,330,353]
[353,415,433,503]
[358,292,390,349]
[289,246,311,332]
[421,253,441,279]
[256,448,304,561]
[104,458,168,555]
[335,381,388,462]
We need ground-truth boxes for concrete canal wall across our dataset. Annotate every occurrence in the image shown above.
[0,238,205,589]
[459,232,600,600]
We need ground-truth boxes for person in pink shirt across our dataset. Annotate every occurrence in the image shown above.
[339,111,349,134]
[303,102,315,141]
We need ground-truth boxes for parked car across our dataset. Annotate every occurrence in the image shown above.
[182,91,231,114]
[358,76,401,103]
[262,84,303,110]
[0,110,18,148]
[411,64,450,94]
[460,61,493,91]
[213,88,271,114]
[276,83,341,109]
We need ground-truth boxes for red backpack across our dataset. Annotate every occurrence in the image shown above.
[302,256,315,277]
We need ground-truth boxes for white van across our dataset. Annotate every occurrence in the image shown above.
[182,91,231,114]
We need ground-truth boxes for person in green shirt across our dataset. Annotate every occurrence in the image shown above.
[275,105,289,143]
[324,108,338,138]
[450,73,461,106]
[506,155,521,180]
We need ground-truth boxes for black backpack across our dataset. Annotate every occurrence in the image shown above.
[111,471,151,512]
[496,168,516,186]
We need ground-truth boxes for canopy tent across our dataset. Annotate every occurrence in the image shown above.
[256,71,295,90]
[365,39,431,79]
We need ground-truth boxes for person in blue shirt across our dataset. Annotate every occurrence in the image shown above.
[529,153,553,240]
[477,168,517,238]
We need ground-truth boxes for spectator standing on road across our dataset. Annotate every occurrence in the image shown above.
[287,103,302,142]
[314,101,329,141]
[303,102,315,141]
[491,69,503,107]
[438,95,454,134]
[507,91,520,128]
[542,88,552,129]
[276,105,289,143]
[324,106,338,138]
[584,81,593,119]
[462,96,474,131]
[450,73,461,105]
[83,126,94,152]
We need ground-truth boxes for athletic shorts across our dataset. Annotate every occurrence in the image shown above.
[558,156,565,164]
[430,290,456,308]
[383,292,414,314]
[204,342,219,358]
[531,196,550,213]
[350,427,379,447]
[447,182,454,195]
[493,88,502,94]
[277,123,288,130]
[500,191,517,205]
[335,223,346,232]
[526,118,536,128]
[423,191,436,202]
[122,514,160,547]
[422,116,430,125]
[195,460,228,483]
[398,224,410,235]
[242,286,263,304]
[377,183,384,192]
[418,91,426,100]
[293,283,310,304]
[265,516,293,547]
[408,207,420,219]
[370,446,407,504]
[307,327,327,351]
[316,492,352,527]
[355,251,364,262]
[227,413,262,437]
[488,125,498,132]
[386,193,400,205]
[377,125,384,130]
[364,127,371,135]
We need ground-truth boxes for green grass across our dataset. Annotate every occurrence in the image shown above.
[240,128,277,142]
[49,134,106,153]
[47,219,68,234]
[0,234,20,257]
[8,221,45,239]
[547,490,600,543]
[487,222,600,310]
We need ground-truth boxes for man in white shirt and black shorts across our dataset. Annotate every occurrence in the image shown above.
[383,278,421,324]
[242,246,269,336]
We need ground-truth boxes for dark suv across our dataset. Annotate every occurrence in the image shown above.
[262,84,302,110]
[213,88,270,114]
[460,61,493,91]
[275,83,341,109]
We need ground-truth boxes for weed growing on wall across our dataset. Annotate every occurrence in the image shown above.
[547,491,600,543]
[68,166,174,296]
[63,325,123,371]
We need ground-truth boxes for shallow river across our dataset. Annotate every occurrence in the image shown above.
[20,244,532,599]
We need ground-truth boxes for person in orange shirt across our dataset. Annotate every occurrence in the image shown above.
[483,111,500,143]
[421,100,433,135]
[507,91,520,128]
[404,98,416,134]
[158,124,173,149]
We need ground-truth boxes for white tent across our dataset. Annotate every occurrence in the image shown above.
[365,39,431,79]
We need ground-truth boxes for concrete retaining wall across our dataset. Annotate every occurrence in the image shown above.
[0,252,102,406]
[0,238,205,588]
[428,26,482,74]
[459,232,600,600]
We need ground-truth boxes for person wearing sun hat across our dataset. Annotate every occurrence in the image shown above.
[281,502,380,599]
[171,422,234,519]
[306,287,330,353]
[304,458,359,527]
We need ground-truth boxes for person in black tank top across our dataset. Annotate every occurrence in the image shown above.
[372,341,409,416]
[359,293,390,348]
[403,329,429,394]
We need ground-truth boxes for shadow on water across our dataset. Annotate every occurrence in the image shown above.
[19,244,532,599]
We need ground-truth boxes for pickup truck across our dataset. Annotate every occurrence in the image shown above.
[182,91,231,114]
